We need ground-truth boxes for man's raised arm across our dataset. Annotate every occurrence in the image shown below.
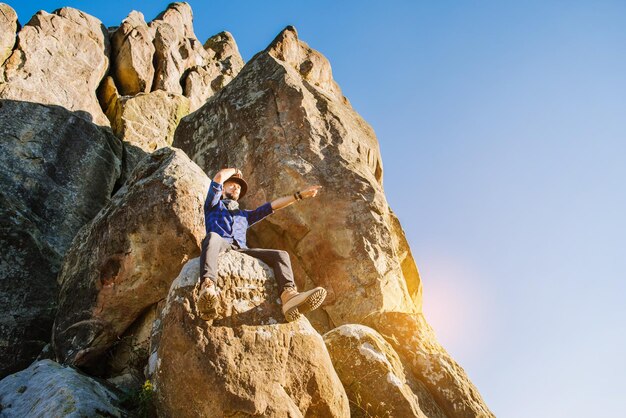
[213,167,241,184]
[205,167,242,210]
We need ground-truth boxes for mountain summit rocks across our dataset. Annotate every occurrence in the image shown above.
[173,25,420,329]
[0,2,494,416]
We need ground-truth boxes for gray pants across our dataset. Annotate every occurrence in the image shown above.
[200,232,297,292]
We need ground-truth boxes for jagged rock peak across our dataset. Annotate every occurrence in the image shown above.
[0,6,111,126]
[265,25,345,103]
[151,2,195,39]
[0,3,19,67]
[183,29,244,111]
[123,9,145,25]
[204,30,240,60]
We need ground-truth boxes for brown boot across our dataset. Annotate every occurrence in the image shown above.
[198,279,219,321]
[281,287,327,322]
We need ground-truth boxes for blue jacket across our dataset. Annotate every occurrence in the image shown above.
[204,181,274,248]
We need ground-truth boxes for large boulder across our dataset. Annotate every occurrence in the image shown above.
[0,99,122,377]
[52,147,208,368]
[148,254,350,417]
[110,11,155,96]
[0,3,18,67]
[184,31,244,111]
[0,360,128,417]
[324,324,445,418]
[365,312,495,418]
[173,26,420,330]
[0,8,111,126]
[99,76,190,152]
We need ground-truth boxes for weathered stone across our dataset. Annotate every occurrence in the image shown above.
[147,2,245,100]
[184,31,244,111]
[149,3,209,94]
[0,99,122,257]
[52,147,208,368]
[0,8,111,126]
[0,100,122,377]
[106,303,160,393]
[364,312,495,418]
[0,3,18,66]
[100,81,191,152]
[150,21,185,93]
[324,324,445,418]
[173,26,419,331]
[0,360,127,417]
[0,193,59,379]
[148,255,350,418]
[110,11,155,96]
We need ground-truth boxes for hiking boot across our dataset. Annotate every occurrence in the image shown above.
[281,287,327,322]
[198,280,219,321]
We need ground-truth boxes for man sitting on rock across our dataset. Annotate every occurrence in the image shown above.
[198,167,326,322]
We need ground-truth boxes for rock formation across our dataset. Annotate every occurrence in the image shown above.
[53,147,207,368]
[324,324,445,418]
[173,24,493,417]
[149,2,208,94]
[0,2,494,416]
[99,76,190,152]
[0,99,122,377]
[184,31,244,111]
[173,25,419,329]
[365,312,494,418]
[0,360,128,417]
[148,255,350,418]
[110,11,155,96]
[0,3,18,66]
[0,8,111,126]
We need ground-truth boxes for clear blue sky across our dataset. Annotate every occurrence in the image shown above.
[8,1,626,417]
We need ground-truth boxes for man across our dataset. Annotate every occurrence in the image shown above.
[198,167,326,322]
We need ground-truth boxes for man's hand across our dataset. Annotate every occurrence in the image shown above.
[213,167,242,184]
[299,185,322,199]
[270,184,323,211]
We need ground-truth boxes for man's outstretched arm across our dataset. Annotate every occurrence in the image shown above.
[271,185,323,211]
[246,185,323,226]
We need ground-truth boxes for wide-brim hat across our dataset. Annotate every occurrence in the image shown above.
[225,173,248,199]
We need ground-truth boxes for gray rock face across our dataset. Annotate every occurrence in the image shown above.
[0,3,18,67]
[0,100,122,254]
[0,99,122,377]
[53,147,208,368]
[0,360,127,417]
[0,8,111,126]
[148,254,350,418]
[0,193,59,379]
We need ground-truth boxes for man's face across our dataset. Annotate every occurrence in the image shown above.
[222,180,241,201]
